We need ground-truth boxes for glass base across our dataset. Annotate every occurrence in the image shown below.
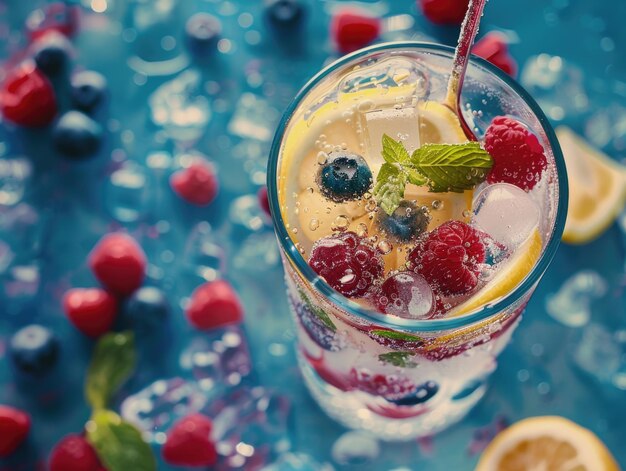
[298,352,486,441]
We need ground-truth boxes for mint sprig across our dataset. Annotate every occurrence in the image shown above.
[373,134,493,214]
[86,331,136,410]
[87,410,157,471]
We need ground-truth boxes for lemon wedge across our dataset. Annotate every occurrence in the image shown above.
[475,416,620,471]
[557,126,626,244]
[448,229,543,317]
[418,101,467,144]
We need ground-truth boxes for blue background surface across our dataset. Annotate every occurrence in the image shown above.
[0,0,625,469]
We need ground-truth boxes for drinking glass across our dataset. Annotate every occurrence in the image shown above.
[267,42,568,440]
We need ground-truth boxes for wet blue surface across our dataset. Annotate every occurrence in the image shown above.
[0,0,625,469]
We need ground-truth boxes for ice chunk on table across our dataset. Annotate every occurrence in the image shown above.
[473,183,540,249]
[545,270,608,327]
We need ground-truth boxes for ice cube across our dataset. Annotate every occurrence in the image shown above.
[573,324,622,383]
[585,104,626,154]
[331,431,380,465]
[120,377,208,442]
[149,70,211,142]
[0,158,31,206]
[228,93,278,142]
[179,328,253,390]
[473,183,540,249]
[183,222,227,283]
[545,270,608,327]
[233,232,280,273]
[105,161,149,223]
[520,54,588,121]
[210,388,292,470]
[260,453,335,471]
[363,107,420,174]
[229,195,265,232]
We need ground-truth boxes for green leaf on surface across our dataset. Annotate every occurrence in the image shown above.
[87,410,156,471]
[378,351,417,368]
[372,163,408,215]
[410,142,493,193]
[85,331,136,410]
[370,329,424,343]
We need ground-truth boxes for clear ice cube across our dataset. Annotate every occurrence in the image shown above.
[233,232,280,273]
[120,377,208,442]
[229,195,265,232]
[545,270,608,327]
[149,70,211,142]
[331,431,380,465]
[210,387,292,470]
[473,183,540,249]
[520,54,588,121]
[105,161,149,223]
[183,222,227,283]
[363,107,420,174]
[228,93,278,142]
[573,324,623,384]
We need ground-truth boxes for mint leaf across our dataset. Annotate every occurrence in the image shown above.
[373,136,492,214]
[298,288,336,331]
[378,351,417,368]
[370,329,423,343]
[86,331,136,410]
[373,163,408,215]
[381,134,410,164]
[87,410,156,471]
[410,142,493,193]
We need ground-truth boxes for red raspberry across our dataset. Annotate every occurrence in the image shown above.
[88,233,147,296]
[62,288,117,337]
[185,280,244,330]
[374,271,435,319]
[49,434,105,471]
[473,32,517,76]
[170,160,219,206]
[0,62,57,127]
[348,368,416,400]
[484,116,548,191]
[331,11,381,54]
[419,0,469,25]
[408,221,485,296]
[308,231,384,298]
[162,414,218,467]
[0,405,30,458]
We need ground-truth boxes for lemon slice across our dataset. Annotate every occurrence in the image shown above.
[418,101,467,144]
[475,416,620,471]
[557,126,626,244]
[448,229,543,317]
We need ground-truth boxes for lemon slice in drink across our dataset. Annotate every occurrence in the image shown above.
[557,126,626,244]
[418,100,468,144]
[475,416,620,471]
[448,229,542,317]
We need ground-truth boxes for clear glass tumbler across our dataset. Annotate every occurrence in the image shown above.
[267,42,568,440]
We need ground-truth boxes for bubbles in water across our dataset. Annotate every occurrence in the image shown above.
[545,270,608,327]
[331,431,380,465]
[0,158,31,206]
[149,70,211,143]
[473,183,540,249]
[120,378,208,442]
[431,200,443,210]
[331,215,349,231]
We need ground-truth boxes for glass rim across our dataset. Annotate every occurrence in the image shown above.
[267,41,568,332]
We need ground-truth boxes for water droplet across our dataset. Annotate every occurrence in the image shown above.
[377,240,392,255]
[432,200,443,210]
[308,218,320,231]
[317,152,328,165]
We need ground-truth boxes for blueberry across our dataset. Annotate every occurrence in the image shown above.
[33,32,71,75]
[377,200,430,242]
[70,70,107,112]
[124,286,169,331]
[53,111,103,159]
[185,13,221,57]
[389,380,439,406]
[317,151,372,202]
[9,325,59,376]
[264,0,305,31]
